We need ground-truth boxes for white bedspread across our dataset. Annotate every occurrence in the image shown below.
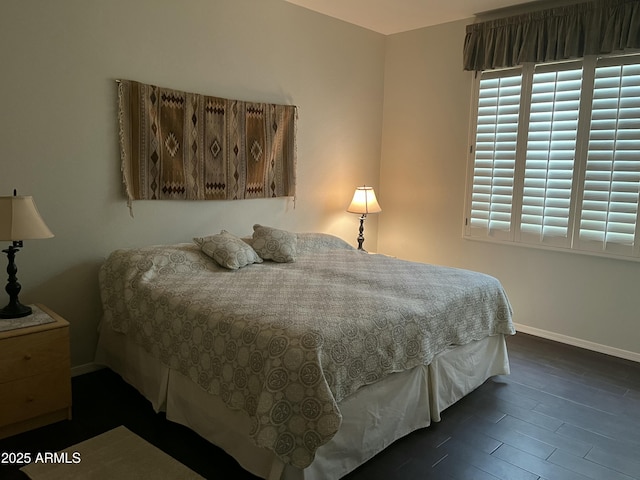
[98,234,514,469]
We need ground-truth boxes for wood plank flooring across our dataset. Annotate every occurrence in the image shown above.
[0,333,638,479]
[345,334,640,480]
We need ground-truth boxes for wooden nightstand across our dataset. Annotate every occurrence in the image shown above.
[0,304,72,439]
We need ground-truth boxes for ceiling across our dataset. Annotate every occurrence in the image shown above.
[284,0,542,35]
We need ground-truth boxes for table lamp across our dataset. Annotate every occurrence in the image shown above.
[0,191,54,319]
[347,185,381,251]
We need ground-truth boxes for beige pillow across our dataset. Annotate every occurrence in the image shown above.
[194,230,263,270]
[251,224,297,262]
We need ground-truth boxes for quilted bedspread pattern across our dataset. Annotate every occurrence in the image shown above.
[98,234,515,469]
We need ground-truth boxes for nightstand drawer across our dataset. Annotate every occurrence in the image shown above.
[0,327,70,382]
[0,305,71,439]
[0,367,71,427]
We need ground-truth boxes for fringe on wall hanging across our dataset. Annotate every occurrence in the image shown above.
[117,79,297,212]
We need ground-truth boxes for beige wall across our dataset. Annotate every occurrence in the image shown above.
[0,0,385,367]
[379,19,640,360]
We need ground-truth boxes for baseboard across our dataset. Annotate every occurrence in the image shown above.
[514,323,640,363]
[71,363,104,377]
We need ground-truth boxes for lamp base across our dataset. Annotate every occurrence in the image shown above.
[2,244,32,319]
[0,301,32,319]
[356,214,367,251]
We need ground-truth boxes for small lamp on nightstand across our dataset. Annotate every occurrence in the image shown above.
[347,185,382,251]
[0,190,54,319]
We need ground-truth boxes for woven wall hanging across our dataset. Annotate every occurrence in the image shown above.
[118,80,296,210]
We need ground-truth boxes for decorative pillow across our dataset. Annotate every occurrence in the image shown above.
[252,224,297,262]
[193,231,263,270]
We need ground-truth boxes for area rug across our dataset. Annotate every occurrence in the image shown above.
[20,426,204,479]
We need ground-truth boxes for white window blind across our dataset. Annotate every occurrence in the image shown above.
[465,54,640,261]
[520,66,582,244]
[578,60,640,255]
[470,72,522,237]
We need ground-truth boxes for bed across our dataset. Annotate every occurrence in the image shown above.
[95,228,515,480]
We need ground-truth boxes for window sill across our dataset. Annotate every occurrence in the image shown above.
[463,234,640,263]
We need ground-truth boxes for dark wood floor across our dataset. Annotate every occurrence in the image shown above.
[1,333,639,480]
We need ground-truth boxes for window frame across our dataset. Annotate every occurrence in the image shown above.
[463,53,640,261]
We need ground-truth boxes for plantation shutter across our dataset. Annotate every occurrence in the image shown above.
[578,56,640,255]
[519,65,582,246]
[469,71,522,237]
[465,54,640,260]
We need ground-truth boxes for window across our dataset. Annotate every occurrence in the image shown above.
[465,54,640,260]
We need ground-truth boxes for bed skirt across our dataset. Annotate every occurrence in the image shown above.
[95,326,509,480]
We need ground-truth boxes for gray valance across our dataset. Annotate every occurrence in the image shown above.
[463,0,640,71]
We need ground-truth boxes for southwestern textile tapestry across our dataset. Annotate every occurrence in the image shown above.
[117,80,296,207]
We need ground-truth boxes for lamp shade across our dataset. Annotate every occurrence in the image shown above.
[347,186,382,215]
[0,195,54,241]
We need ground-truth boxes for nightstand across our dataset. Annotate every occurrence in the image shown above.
[0,304,72,439]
